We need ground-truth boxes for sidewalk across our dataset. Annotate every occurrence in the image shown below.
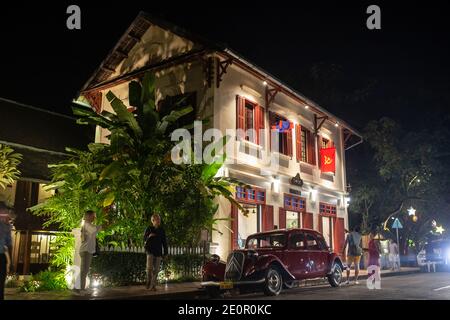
[4,267,420,300]
[5,281,203,300]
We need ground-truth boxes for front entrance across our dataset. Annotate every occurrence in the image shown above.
[286,211,301,229]
[237,204,260,248]
[280,193,306,230]
[321,216,334,250]
[231,186,271,249]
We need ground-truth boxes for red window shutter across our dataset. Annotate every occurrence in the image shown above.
[318,215,323,234]
[317,135,323,169]
[303,212,313,229]
[279,208,286,229]
[334,217,345,255]
[236,95,246,139]
[286,128,293,157]
[230,203,239,249]
[255,104,265,146]
[307,131,316,165]
[295,124,302,162]
[262,205,274,231]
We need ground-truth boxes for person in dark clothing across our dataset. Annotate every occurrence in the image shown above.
[143,214,168,290]
[0,201,13,300]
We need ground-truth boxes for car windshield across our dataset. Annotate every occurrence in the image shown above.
[246,233,287,249]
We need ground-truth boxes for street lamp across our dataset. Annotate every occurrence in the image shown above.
[407,207,416,216]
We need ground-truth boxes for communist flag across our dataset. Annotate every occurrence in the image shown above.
[320,147,336,173]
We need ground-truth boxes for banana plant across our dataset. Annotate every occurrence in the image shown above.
[0,144,22,189]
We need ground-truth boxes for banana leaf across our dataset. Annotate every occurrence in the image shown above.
[106,91,143,138]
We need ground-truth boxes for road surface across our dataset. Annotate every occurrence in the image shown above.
[218,272,450,300]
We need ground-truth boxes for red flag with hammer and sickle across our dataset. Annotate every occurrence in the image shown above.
[320,147,336,173]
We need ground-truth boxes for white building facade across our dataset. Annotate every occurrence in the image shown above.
[79,12,362,260]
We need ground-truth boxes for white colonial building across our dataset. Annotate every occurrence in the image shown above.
[79,12,362,260]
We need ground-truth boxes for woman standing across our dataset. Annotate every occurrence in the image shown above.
[368,230,381,267]
[79,210,102,293]
[144,214,168,291]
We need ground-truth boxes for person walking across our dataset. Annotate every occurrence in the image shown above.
[144,214,168,291]
[78,210,102,293]
[367,230,382,288]
[368,231,381,267]
[342,225,363,285]
[389,239,400,271]
[0,202,13,301]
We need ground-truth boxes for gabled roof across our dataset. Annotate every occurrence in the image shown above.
[80,11,362,141]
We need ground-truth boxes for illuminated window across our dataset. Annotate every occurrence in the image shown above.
[320,202,337,215]
[284,194,306,212]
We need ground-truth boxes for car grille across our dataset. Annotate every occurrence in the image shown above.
[225,251,245,281]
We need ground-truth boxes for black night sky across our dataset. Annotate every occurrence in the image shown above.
[1,1,450,132]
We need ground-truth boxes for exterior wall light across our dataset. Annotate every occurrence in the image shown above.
[272,176,280,194]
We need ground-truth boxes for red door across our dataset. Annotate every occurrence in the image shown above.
[305,232,328,277]
[279,208,286,229]
[302,212,313,229]
[333,217,345,255]
[262,205,274,231]
[286,231,309,279]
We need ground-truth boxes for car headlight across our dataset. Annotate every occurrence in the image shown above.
[210,254,220,264]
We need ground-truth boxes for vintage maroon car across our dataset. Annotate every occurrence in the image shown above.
[201,228,346,296]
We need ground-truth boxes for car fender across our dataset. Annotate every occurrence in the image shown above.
[327,255,346,274]
[253,254,296,281]
[202,260,226,281]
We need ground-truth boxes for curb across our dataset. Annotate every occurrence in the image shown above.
[94,288,205,300]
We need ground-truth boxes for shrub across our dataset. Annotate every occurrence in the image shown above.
[18,271,68,292]
[90,251,205,287]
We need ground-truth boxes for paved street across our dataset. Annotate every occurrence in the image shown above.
[221,273,450,300]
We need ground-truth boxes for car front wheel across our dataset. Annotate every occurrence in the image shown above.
[263,266,283,296]
[327,262,343,287]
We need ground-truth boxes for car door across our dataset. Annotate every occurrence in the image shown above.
[305,232,329,277]
[285,231,309,279]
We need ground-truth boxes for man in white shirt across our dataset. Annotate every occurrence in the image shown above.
[79,210,102,291]
[389,239,400,271]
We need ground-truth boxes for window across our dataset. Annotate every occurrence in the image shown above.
[236,186,266,204]
[270,112,292,156]
[289,232,306,249]
[245,102,254,134]
[321,137,333,149]
[320,202,337,216]
[246,233,287,249]
[236,96,265,145]
[158,92,196,131]
[305,233,321,250]
[298,127,315,165]
[284,194,306,212]
[301,128,307,162]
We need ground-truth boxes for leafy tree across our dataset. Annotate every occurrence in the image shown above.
[32,72,246,252]
[349,117,450,253]
[0,144,22,189]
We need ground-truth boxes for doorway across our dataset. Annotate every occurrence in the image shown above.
[321,216,334,250]
[286,211,301,229]
[237,204,261,248]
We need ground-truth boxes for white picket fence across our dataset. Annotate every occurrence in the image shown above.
[99,245,206,256]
